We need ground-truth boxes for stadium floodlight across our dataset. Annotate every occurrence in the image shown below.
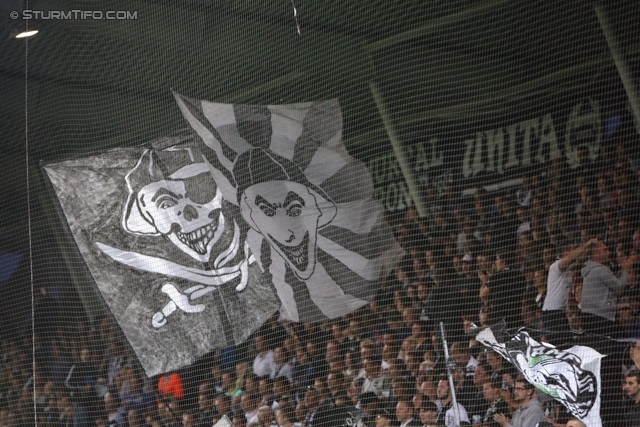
[15,30,39,38]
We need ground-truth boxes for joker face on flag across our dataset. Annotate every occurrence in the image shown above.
[174,93,404,323]
[234,148,337,281]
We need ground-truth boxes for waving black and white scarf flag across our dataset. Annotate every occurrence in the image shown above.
[476,327,603,427]
[174,93,404,323]
[44,131,280,377]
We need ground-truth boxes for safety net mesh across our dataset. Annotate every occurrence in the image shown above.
[1,1,640,426]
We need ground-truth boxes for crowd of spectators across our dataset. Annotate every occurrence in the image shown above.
[2,141,640,427]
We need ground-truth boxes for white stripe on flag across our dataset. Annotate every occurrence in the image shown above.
[269,254,300,323]
[317,235,379,281]
[303,260,369,319]
[330,199,382,234]
[267,105,310,160]
[173,95,235,173]
[325,129,342,147]
[304,146,349,186]
[202,101,253,155]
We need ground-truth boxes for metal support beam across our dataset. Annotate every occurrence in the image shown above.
[370,82,426,217]
[594,3,640,134]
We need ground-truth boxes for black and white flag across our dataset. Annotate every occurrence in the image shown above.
[476,327,603,427]
[174,94,405,323]
[44,131,280,377]
[44,96,403,376]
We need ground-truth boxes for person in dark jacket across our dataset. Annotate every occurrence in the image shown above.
[623,368,640,426]
[424,268,465,343]
[65,347,100,425]
[481,378,510,425]
[486,252,527,330]
[197,388,218,427]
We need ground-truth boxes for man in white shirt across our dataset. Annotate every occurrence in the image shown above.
[104,391,126,427]
[362,355,391,398]
[435,377,470,427]
[271,347,293,384]
[541,237,596,346]
[253,332,276,378]
[240,393,260,425]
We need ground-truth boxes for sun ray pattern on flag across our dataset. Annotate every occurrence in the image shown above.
[174,93,405,323]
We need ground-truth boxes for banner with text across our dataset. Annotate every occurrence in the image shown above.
[368,68,634,212]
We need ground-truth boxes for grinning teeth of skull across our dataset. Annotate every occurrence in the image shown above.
[177,223,216,255]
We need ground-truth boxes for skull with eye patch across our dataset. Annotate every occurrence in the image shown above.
[123,149,231,264]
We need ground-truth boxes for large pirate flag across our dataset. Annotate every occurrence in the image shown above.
[174,94,404,323]
[44,131,280,377]
[477,327,603,427]
[44,96,403,376]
